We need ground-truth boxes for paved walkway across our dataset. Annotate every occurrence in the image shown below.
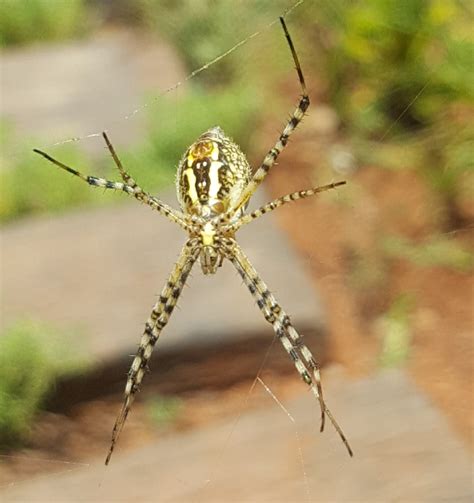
[1,29,185,156]
[2,369,472,502]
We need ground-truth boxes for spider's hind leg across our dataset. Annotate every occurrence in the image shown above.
[105,240,199,465]
[226,239,353,457]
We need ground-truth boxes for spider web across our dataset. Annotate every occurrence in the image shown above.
[2,0,469,499]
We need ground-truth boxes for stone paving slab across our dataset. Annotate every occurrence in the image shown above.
[2,369,472,502]
[1,190,324,364]
[1,29,185,156]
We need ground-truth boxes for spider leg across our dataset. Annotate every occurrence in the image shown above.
[225,239,353,457]
[101,132,147,191]
[225,181,346,232]
[33,147,189,231]
[105,240,199,465]
[231,17,309,212]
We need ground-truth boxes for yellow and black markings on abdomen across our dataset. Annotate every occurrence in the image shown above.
[177,127,251,216]
[181,141,235,213]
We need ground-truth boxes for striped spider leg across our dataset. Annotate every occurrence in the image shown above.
[222,238,353,456]
[34,16,352,464]
[105,239,200,465]
[33,134,190,232]
[230,17,310,213]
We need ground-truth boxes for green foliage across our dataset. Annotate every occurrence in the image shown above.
[383,234,474,271]
[0,123,115,222]
[146,395,182,427]
[0,0,91,47]
[377,295,414,368]
[0,320,87,447]
[294,0,473,135]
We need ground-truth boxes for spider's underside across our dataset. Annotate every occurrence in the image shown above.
[34,17,352,465]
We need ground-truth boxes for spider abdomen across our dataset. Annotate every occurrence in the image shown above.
[177,126,251,217]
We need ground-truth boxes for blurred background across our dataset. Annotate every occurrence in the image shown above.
[0,0,472,500]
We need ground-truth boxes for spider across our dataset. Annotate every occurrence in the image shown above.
[34,17,353,465]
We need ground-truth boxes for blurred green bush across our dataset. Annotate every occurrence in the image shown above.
[292,0,473,133]
[0,320,87,447]
[1,124,104,221]
[0,0,91,46]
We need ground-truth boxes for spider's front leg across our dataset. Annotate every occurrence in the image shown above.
[33,136,189,231]
[231,17,309,213]
[225,239,353,457]
[105,240,199,465]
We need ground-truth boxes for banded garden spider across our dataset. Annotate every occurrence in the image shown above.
[34,17,353,465]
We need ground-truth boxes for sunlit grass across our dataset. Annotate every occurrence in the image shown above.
[0,0,91,47]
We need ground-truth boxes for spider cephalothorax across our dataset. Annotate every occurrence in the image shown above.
[34,17,352,465]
